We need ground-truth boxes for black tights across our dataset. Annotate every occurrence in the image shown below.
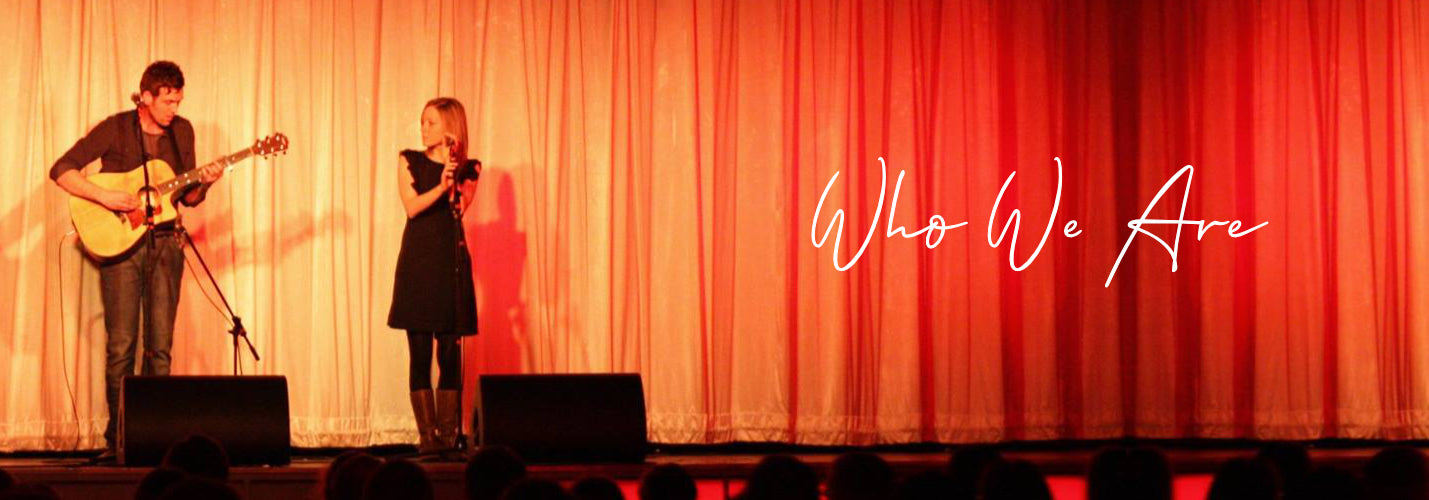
[406,331,461,391]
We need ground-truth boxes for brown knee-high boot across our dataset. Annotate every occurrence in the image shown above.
[435,389,462,450]
[409,390,439,453]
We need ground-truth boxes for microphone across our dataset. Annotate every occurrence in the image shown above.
[446,137,462,205]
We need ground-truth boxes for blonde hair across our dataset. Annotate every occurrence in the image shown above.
[424,97,468,162]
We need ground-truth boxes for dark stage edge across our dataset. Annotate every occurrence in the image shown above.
[0,440,1423,500]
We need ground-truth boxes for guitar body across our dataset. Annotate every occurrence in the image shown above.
[69,159,180,260]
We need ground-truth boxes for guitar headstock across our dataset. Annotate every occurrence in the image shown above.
[252,133,290,159]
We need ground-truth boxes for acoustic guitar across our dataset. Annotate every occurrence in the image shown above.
[69,133,289,259]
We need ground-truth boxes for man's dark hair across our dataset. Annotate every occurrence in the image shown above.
[139,61,185,98]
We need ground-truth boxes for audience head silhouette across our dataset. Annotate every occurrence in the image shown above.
[134,467,187,500]
[502,478,573,500]
[0,483,59,500]
[1207,457,1280,500]
[827,452,895,500]
[1364,447,1429,500]
[1088,446,1171,500]
[982,460,1052,500]
[467,445,529,500]
[638,464,696,500]
[1257,442,1311,500]
[572,477,625,500]
[363,458,433,500]
[948,445,1005,500]
[735,455,818,500]
[323,451,383,500]
[1302,466,1362,500]
[161,434,230,482]
[155,477,240,500]
[894,469,956,500]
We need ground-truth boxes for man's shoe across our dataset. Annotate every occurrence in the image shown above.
[88,448,117,465]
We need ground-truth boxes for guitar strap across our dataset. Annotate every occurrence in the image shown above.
[132,110,150,167]
[131,110,188,170]
[166,119,184,173]
[132,108,187,230]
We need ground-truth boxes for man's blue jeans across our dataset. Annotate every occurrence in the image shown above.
[98,233,184,449]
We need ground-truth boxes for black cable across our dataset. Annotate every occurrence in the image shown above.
[181,250,235,329]
[55,232,84,450]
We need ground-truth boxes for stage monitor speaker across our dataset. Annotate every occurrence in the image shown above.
[120,375,291,466]
[479,373,647,463]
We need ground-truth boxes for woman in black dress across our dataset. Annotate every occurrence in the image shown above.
[389,97,479,452]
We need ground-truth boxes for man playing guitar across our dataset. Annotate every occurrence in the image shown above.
[49,60,223,458]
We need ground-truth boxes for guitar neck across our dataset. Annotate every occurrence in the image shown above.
[155,148,253,195]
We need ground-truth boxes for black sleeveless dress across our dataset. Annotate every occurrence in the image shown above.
[387,150,478,335]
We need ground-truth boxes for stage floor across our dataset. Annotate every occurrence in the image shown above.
[0,444,1413,500]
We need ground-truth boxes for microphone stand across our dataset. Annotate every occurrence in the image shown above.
[138,104,259,374]
[134,110,156,353]
[179,226,260,374]
[445,144,479,459]
[103,107,157,466]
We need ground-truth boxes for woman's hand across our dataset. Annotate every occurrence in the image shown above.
[440,158,458,191]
